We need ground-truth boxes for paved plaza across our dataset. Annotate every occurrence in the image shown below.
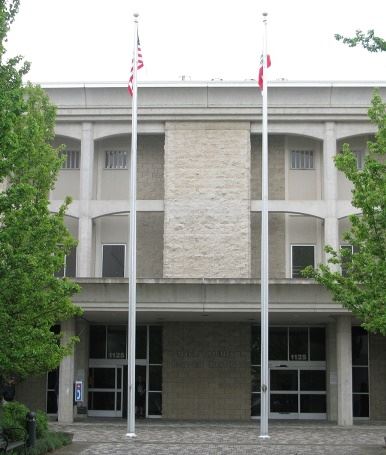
[51,419,386,455]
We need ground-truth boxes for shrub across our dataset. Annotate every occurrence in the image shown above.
[0,401,29,439]
[26,431,72,455]
[35,410,48,438]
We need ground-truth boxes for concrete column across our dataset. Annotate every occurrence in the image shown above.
[77,217,93,277]
[323,122,338,203]
[323,122,339,269]
[336,315,353,426]
[58,318,76,424]
[326,321,338,421]
[79,122,94,202]
[77,122,94,277]
[74,319,89,417]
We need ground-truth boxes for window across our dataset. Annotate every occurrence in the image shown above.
[340,245,360,277]
[291,245,315,278]
[105,150,128,169]
[352,326,369,418]
[291,150,314,169]
[54,247,76,278]
[102,244,125,277]
[61,150,80,169]
[251,326,326,418]
[354,150,364,170]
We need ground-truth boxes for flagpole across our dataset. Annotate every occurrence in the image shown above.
[259,11,270,439]
[127,12,139,438]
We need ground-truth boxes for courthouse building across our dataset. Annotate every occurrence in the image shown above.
[16,81,386,425]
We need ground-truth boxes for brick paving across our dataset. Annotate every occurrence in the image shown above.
[52,419,386,454]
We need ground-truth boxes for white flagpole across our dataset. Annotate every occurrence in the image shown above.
[259,11,270,439]
[127,12,139,438]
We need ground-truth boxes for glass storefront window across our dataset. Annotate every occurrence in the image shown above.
[300,395,326,413]
[90,326,106,359]
[251,367,261,393]
[300,370,326,391]
[89,368,115,389]
[148,392,162,416]
[270,394,298,413]
[251,326,260,364]
[136,326,147,359]
[149,326,163,364]
[251,393,261,417]
[353,394,369,418]
[289,328,308,361]
[269,327,288,360]
[271,370,298,391]
[353,367,369,393]
[107,326,126,360]
[352,326,369,418]
[352,326,368,366]
[310,328,326,361]
[149,366,162,391]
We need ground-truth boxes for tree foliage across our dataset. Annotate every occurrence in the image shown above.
[335,29,386,53]
[304,93,386,334]
[0,0,81,383]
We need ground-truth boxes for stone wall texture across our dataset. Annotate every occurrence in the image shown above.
[250,135,285,200]
[163,322,251,420]
[164,122,251,278]
[369,333,386,419]
[16,375,46,412]
[251,213,286,278]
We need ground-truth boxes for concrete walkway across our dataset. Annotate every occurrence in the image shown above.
[51,419,386,455]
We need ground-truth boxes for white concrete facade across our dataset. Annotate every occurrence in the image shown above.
[40,81,386,424]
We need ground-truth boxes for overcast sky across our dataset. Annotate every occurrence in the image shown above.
[5,0,386,84]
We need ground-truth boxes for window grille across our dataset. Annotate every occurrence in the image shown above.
[105,150,128,169]
[291,150,314,169]
[61,150,80,169]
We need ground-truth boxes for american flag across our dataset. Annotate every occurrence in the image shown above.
[128,37,144,96]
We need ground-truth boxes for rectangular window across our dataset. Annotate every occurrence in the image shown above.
[105,150,128,169]
[291,245,315,278]
[102,244,125,277]
[61,150,80,169]
[352,326,369,418]
[354,150,364,170]
[291,150,314,169]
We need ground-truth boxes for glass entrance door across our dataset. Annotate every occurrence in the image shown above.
[269,367,326,419]
[88,366,123,417]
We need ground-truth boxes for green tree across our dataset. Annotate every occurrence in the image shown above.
[335,30,386,53]
[0,0,81,385]
[304,93,386,334]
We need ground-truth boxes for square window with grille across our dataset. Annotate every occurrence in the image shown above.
[61,150,80,169]
[291,150,314,169]
[105,150,128,169]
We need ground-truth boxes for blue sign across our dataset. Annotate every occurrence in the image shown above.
[74,381,83,402]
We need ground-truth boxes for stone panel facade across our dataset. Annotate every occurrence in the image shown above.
[163,322,251,420]
[164,122,251,278]
[137,212,164,278]
[16,375,47,412]
[369,333,386,419]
